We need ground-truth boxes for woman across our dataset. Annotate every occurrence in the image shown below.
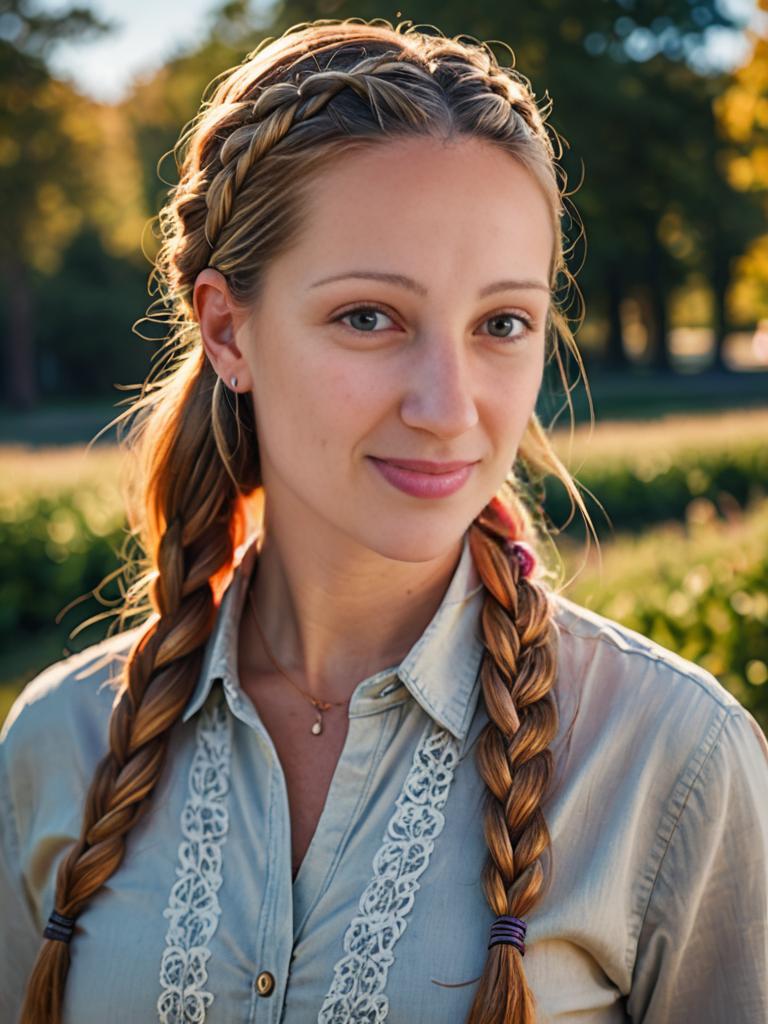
[1,18,766,1024]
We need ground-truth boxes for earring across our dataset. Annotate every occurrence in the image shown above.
[230,375,238,390]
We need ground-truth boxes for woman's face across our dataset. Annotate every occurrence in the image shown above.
[201,134,553,563]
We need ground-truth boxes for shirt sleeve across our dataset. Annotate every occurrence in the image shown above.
[0,739,42,1024]
[627,706,768,1023]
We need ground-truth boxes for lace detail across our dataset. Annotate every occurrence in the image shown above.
[318,717,461,1023]
[157,693,232,1024]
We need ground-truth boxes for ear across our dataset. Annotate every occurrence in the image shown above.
[193,268,253,392]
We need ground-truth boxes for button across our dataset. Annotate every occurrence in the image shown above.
[254,971,275,996]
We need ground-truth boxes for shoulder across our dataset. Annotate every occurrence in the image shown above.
[0,628,141,785]
[0,629,143,946]
[550,590,742,713]
[548,591,766,789]
[547,594,768,901]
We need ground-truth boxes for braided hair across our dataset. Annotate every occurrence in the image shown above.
[19,18,596,1024]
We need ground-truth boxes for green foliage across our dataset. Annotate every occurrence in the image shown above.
[0,0,114,265]
[0,489,125,638]
[562,496,768,733]
[546,434,768,537]
[0,446,128,706]
[545,409,768,538]
[34,228,152,395]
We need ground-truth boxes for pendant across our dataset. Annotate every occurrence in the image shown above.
[311,714,323,735]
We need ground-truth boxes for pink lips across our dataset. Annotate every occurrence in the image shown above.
[367,456,477,498]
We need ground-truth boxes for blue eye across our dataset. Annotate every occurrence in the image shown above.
[480,311,533,341]
[333,305,395,332]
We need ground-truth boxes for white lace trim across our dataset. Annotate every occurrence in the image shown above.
[317,717,461,1023]
[157,693,232,1024]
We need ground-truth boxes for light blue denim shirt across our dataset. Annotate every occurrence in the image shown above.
[2,530,767,1023]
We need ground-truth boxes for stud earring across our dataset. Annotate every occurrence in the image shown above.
[230,375,238,389]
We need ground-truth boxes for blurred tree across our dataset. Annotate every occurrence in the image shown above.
[121,0,275,238]
[0,0,114,407]
[714,4,768,346]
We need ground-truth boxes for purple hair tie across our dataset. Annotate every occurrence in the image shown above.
[502,538,536,579]
[44,909,76,944]
[488,914,527,955]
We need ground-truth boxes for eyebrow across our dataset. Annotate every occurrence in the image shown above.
[309,270,552,298]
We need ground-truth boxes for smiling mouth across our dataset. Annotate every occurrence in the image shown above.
[369,457,478,474]
[366,456,477,499]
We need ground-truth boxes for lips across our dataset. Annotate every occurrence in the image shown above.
[367,456,477,498]
[371,458,477,474]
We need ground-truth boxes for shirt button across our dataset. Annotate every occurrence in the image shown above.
[254,971,275,997]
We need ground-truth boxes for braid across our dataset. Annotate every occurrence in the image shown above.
[202,57,435,259]
[18,355,247,1024]
[464,511,560,1024]
[163,68,397,305]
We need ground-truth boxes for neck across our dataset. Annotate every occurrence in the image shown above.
[238,517,465,704]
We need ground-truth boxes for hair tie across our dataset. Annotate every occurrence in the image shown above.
[503,538,536,579]
[487,497,536,578]
[43,909,77,944]
[488,914,527,955]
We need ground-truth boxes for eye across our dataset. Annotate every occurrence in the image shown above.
[333,304,397,333]
[479,310,534,343]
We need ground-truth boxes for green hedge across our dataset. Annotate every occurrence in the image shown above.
[543,427,768,538]
[0,452,128,705]
[0,491,125,638]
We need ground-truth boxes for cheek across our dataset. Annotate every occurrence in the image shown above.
[305,363,378,436]
[488,360,543,444]
[255,351,383,465]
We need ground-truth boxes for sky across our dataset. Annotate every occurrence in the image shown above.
[28,0,768,104]
[39,0,273,102]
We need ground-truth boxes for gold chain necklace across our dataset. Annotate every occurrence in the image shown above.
[246,585,350,735]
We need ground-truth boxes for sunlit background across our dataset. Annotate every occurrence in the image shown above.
[1,0,767,734]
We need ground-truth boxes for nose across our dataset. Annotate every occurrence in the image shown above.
[399,334,480,439]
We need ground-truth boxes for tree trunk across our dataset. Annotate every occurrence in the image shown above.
[603,261,629,368]
[1,256,38,408]
[646,227,672,372]
[710,243,730,372]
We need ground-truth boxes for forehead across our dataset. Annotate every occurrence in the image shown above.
[280,135,554,287]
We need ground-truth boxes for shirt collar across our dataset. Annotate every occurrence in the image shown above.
[182,530,486,742]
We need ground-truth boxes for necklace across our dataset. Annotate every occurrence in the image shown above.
[246,584,350,736]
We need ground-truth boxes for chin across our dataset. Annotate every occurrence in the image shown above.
[353,522,469,565]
